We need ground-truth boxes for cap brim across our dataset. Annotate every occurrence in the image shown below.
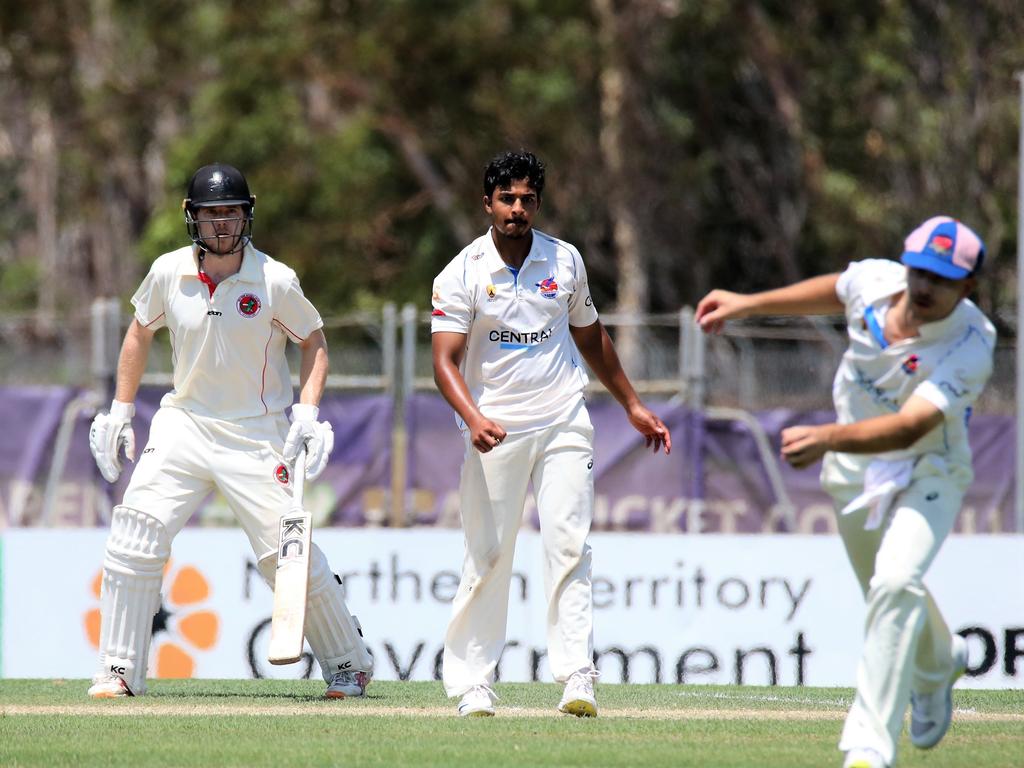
[900,252,970,280]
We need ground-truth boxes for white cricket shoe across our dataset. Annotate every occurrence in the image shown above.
[87,674,135,699]
[457,684,497,717]
[910,633,969,749]
[557,667,599,717]
[325,670,371,699]
[842,747,887,768]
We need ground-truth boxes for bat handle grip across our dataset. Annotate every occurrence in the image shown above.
[292,445,307,507]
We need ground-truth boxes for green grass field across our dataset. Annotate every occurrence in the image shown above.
[0,679,1020,767]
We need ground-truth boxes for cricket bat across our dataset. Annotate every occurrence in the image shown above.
[268,446,312,665]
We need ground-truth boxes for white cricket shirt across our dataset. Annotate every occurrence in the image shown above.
[825,258,996,486]
[132,245,323,419]
[430,228,599,433]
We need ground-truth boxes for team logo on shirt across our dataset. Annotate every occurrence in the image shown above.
[486,284,498,300]
[274,464,290,485]
[536,276,559,299]
[237,293,262,317]
[431,287,446,316]
[901,354,919,374]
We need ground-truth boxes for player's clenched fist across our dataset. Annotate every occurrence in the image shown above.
[283,403,335,480]
[468,415,507,454]
[89,400,136,483]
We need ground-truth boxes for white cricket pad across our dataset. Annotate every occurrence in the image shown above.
[303,544,374,681]
[94,506,171,695]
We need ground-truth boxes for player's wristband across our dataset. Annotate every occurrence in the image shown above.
[110,400,135,420]
[290,403,319,422]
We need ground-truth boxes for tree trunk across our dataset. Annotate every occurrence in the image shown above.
[30,103,59,339]
[594,0,648,377]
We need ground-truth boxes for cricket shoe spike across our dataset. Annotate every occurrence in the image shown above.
[324,670,370,699]
[842,748,887,768]
[910,634,969,749]
[558,667,599,717]
[458,684,497,717]
[88,673,136,699]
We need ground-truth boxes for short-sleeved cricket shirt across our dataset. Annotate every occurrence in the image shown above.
[430,228,600,433]
[131,245,323,420]
[825,258,996,486]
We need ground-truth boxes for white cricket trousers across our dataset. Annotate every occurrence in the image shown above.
[825,455,966,767]
[443,402,595,697]
[122,406,294,552]
[95,405,371,691]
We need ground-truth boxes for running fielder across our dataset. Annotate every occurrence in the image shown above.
[431,150,671,717]
[87,163,372,698]
[695,216,994,768]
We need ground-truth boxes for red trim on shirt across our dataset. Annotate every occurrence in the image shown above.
[260,329,272,414]
[143,313,165,328]
[273,318,308,342]
[197,271,217,297]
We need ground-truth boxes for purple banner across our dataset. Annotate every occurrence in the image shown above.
[407,395,1017,534]
[0,388,1016,533]
[0,387,392,529]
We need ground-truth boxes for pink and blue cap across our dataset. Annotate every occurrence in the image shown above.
[900,216,985,280]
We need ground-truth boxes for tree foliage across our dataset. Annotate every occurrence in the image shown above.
[1,0,1021,343]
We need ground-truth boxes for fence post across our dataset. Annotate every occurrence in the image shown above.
[389,303,417,528]
[382,302,397,395]
[679,307,705,410]
[90,297,121,397]
[1016,72,1024,533]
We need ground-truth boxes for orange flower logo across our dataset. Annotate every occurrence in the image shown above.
[84,561,220,678]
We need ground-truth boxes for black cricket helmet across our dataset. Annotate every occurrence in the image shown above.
[183,163,256,252]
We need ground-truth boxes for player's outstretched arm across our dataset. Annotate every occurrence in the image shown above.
[780,395,944,469]
[569,320,671,455]
[695,274,844,334]
[431,331,506,453]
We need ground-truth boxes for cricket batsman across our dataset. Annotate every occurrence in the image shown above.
[431,150,672,717]
[695,216,995,767]
[87,162,372,698]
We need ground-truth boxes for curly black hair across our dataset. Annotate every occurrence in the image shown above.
[483,150,545,199]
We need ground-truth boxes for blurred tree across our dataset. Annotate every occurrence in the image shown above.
[0,0,1021,382]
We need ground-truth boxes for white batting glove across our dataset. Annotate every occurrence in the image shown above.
[283,403,334,481]
[89,400,136,483]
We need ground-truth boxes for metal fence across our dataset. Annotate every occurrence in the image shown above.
[1,301,1016,415]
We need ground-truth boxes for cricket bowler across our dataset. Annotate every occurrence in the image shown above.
[695,216,994,767]
[431,150,672,717]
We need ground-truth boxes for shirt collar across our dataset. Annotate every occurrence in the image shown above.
[179,243,262,283]
[482,227,546,274]
[863,266,906,307]
[862,267,967,342]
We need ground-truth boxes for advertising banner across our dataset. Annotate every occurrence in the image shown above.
[3,530,1020,689]
[1,388,1015,533]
